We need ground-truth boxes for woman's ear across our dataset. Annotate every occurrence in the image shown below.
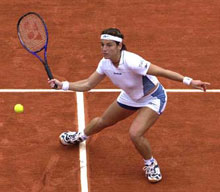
[118,42,123,50]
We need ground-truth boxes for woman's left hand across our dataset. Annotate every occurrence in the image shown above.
[191,80,210,91]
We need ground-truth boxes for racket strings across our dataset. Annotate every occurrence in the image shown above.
[18,14,47,52]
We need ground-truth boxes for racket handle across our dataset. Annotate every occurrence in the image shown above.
[44,64,57,89]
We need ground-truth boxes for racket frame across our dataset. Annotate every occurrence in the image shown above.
[17,12,54,80]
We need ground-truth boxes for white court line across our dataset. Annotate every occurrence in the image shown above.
[89,89,220,93]
[0,89,71,92]
[76,92,88,192]
[0,89,220,93]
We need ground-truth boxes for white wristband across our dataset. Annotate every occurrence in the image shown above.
[183,77,192,85]
[62,81,70,90]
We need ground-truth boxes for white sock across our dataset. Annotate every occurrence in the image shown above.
[144,157,154,166]
[80,130,88,141]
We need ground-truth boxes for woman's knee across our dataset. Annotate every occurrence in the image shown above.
[129,128,142,143]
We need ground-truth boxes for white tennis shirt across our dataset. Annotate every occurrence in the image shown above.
[96,50,160,101]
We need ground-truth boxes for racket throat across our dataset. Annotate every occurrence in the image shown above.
[44,64,54,79]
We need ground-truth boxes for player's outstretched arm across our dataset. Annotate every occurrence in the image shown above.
[48,71,105,92]
[147,63,210,91]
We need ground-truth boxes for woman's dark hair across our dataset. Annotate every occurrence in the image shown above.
[101,28,127,51]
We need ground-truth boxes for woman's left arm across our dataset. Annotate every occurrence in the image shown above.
[147,63,210,91]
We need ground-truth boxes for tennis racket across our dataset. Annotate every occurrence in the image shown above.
[17,12,57,87]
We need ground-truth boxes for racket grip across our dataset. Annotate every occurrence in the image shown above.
[44,64,57,89]
[53,83,58,89]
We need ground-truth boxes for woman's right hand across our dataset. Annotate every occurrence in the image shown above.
[48,79,63,89]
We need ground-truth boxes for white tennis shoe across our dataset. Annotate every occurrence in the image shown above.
[143,159,162,183]
[59,131,84,145]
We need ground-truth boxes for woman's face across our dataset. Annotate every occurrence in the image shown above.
[101,40,122,60]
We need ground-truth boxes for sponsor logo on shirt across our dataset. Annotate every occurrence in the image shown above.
[138,60,149,69]
[139,60,147,68]
[113,72,122,75]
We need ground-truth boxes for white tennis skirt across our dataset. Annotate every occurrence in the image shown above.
[117,84,167,115]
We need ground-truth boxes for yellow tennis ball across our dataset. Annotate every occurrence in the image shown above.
[14,104,24,113]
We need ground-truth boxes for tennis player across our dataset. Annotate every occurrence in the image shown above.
[48,28,210,183]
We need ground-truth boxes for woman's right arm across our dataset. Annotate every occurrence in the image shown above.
[48,71,105,92]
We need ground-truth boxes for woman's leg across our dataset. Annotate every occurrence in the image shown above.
[129,107,159,159]
[129,107,162,183]
[60,100,136,145]
[84,100,136,136]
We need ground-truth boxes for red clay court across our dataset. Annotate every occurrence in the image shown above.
[0,0,219,191]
